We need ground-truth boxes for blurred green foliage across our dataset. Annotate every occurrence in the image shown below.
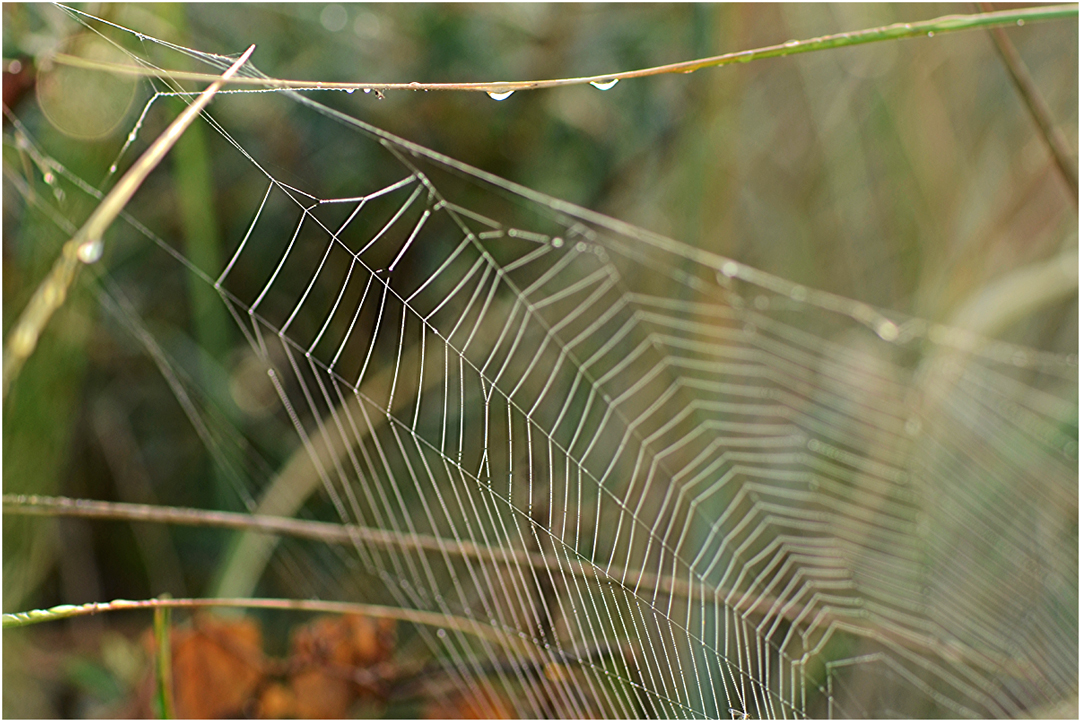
[3,3,1076,717]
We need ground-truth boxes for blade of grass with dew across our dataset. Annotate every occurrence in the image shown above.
[51,4,1078,96]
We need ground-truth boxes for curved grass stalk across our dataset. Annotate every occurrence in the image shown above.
[212,295,514,599]
[55,5,1077,96]
[2,595,529,654]
[1,45,256,402]
[209,341,430,599]
[947,247,1079,339]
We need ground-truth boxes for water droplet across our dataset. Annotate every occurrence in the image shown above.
[363,88,371,94]
[77,239,103,264]
[108,163,118,174]
[346,88,355,94]
[590,78,619,91]
[784,39,799,47]
[487,90,514,101]
[875,319,899,341]
[551,237,564,248]
[927,31,934,38]
[43,171,55,185]
[409,81,421,90]
[1016,18,1024,26]
[436,628,447,639]
[721,260,740,277]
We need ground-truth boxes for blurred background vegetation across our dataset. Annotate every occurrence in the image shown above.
[3,3,1077,717]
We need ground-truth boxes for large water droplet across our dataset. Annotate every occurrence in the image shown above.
[363,88,371,94]
[784,39,799,47]
[346,88,355,94]
[875,319,899,342]
[77,239,103,264]
[590,78,619,91]
[1016,18,1024,26]
[487,90,514,101]
[926,31,934,38]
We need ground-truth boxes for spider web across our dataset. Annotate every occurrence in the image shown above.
[13,7,1079,719]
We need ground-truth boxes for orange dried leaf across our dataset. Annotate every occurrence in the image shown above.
[253,681,295,720]
[287,614,396,717]
[424,688,515,719]
[169,615,265,718]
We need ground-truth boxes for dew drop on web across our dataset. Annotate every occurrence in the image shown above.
[487,90,514,101]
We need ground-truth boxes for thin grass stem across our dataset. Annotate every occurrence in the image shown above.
[3,493,689,600]
[1,596,529,654]
[152,596,175,720]
[979,2,1078,206]
[53,5,1077,96]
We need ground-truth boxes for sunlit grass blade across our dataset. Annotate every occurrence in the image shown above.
[2,44,255,401]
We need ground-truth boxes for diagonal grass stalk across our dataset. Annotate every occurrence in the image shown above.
[2,45,255,401]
